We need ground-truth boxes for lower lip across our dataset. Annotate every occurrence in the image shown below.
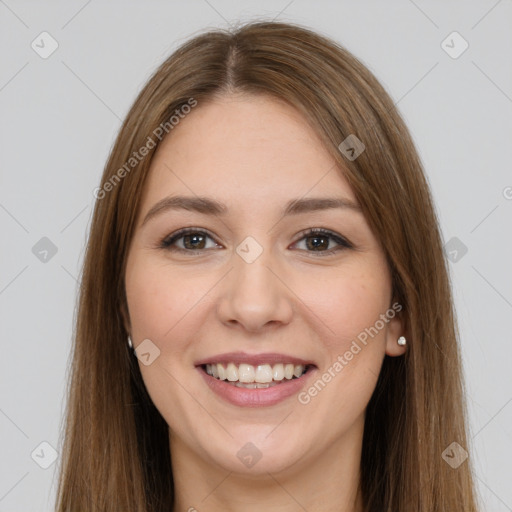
[197,366,316,407]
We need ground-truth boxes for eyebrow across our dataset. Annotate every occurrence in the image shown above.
[141,195,362,226]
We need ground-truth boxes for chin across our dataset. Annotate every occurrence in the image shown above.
[200,426,311,476]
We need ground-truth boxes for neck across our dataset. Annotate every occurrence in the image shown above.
[170,416,365,512]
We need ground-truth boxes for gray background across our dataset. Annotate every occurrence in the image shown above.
[1,1,511,510]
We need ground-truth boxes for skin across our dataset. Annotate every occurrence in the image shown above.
[124,93,406,511]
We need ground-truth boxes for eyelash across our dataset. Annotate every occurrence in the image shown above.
[159,227,352,256]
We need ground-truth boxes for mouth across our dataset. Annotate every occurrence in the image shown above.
[201,362,312,388]
[195,353,317,407]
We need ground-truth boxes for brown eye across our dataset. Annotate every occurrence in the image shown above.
[293,228,351,255]
[182,233,207,250]
[305,233,330,251]
[160,228,220,252]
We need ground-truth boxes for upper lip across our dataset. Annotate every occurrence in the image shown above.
[195,351,316,367]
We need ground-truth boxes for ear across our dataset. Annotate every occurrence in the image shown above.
[384,304,407,357]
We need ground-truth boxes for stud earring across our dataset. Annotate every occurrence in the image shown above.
[397,335,407,346]
[127,335,133,349]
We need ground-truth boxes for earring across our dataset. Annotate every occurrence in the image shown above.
[127,335,133,349]
[397,336,407,346]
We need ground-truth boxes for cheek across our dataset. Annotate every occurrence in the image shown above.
[293,263,391,416]
[301,263,391,349]
[124,259,204,416]
[125,258,203,345]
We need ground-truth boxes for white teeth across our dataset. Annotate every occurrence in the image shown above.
[204,362,308,383]
[226,363,238,382]
[273,363,285,381]
[238,364,255,383]
[255,364,273,383]
[234,381,278,388]
[293,364,305,378]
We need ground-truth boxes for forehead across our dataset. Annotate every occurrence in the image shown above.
[141,94,355,211]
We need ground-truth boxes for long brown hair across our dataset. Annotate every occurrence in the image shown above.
[55,20,480,511]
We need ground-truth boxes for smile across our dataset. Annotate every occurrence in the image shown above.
[197,358,316,407]
[203,362,308,388]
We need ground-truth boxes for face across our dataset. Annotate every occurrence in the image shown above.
[124,93,405,476]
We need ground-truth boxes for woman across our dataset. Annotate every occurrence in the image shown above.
[56,20,480,511]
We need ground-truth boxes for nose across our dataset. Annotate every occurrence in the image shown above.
[215,246,294,333]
